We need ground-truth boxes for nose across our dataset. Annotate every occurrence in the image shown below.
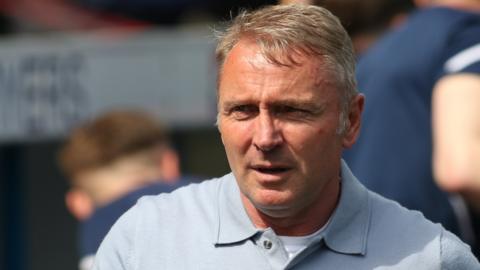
[252,110,283,152]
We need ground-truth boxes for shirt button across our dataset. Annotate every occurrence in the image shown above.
[263,240,273,250]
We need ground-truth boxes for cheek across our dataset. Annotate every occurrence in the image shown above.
[220,122,254,180]
[220,121,253,155]
[285,125,341,162]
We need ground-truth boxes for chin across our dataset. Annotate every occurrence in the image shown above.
[251,193,294,214]
[255,203,296,218]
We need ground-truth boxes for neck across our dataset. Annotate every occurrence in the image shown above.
[242,177,340,236]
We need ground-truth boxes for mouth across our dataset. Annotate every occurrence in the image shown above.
[254,167,290,174]
[250,164,292,177]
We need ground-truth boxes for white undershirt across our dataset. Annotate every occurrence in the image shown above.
[278,220,330,259]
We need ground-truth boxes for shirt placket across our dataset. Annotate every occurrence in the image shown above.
[256,228,289,269]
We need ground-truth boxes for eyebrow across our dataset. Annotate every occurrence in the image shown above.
[220,100,253,111]
[271,100,324,111]
[221,99,325,112]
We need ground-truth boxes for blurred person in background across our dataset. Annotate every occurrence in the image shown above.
[279,0,415,56]
[343,0,480,257]
[58,110,192,270]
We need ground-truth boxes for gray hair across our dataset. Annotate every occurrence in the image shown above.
[215,4,358,134]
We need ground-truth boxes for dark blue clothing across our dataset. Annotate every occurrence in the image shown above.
[79,178,193,257]
[344,7,480,238]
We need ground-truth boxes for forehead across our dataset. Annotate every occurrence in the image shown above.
[222,38,322,72]
[218,38,338,101]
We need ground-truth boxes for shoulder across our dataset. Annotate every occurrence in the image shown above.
[440,229,480,269]
[93,175,231,269]
[134,175,226,221]
[368,190,441,233]
[367,190,444,248]
[367,191,479,268]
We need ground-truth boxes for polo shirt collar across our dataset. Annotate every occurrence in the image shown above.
[214,160,371,255]
[322,160,370,255]
[214,173,259,244]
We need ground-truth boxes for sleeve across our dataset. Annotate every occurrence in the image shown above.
[441,22,480,76]
[440,229,480,270]
[92,204,139,270]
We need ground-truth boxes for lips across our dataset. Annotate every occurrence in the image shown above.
[250,163,292,176]
[255,167,289,173]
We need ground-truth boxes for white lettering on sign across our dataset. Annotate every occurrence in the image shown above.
[0,53,89,141]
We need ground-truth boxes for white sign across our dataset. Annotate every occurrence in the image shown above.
[0,28,218,142]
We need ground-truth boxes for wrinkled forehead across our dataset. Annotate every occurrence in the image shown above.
[217,39,339,91]
[218,41,341,105]
[220,34,330,69]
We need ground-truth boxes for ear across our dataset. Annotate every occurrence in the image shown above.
[159,148,180,183]
[342,94,365,148]
[65,189,94,220]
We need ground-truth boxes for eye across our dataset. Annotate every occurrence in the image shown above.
[281,106,299,113]
[228,105,258,120]
[275,106,311,117]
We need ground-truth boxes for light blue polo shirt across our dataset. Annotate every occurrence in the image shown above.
[93,161,479,269]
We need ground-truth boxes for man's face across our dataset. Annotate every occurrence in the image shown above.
[218,38,361,218]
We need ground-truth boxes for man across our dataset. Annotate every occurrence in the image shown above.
[93,5,479,269]
[59,110,189,270]
[343,0,480,253]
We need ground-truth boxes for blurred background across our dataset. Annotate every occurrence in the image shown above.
[0,0,276,269]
